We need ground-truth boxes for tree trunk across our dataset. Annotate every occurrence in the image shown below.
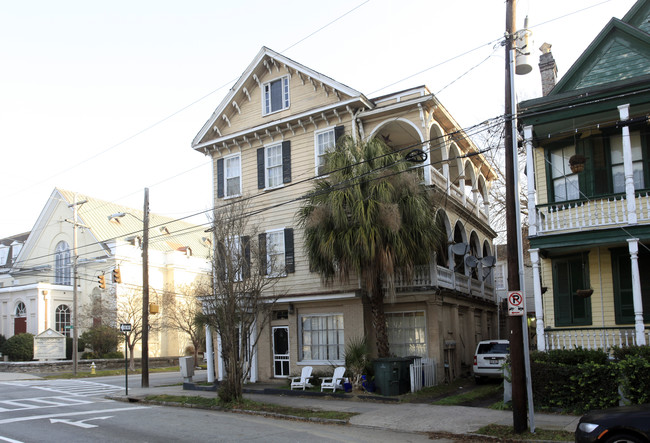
[129,343,136,371]
[370,287,389,358]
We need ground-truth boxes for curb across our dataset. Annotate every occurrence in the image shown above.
[106,395,349,426]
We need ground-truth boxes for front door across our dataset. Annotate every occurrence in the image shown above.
[14,317,26,335]
[272,326,289,378]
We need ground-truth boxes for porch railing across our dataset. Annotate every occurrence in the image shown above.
[393,263,495,301]
[544,327,649,351]
[534,192,650,235]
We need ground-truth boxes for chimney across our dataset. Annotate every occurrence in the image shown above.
[538,42,557,96]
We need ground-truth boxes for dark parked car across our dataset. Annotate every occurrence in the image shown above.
[575,404,650,443]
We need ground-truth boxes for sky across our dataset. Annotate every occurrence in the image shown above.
[0,0,639,239]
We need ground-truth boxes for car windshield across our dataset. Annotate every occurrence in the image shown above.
[477,343,509,354]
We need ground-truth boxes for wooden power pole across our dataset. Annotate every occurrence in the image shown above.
[505,0,528,434]
[141,188,150,388]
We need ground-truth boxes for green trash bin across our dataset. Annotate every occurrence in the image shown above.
[373,358,411,396]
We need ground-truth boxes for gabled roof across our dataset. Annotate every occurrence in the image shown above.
[191,46,372,149]
[550,14,650,95]
[13,188,210,270]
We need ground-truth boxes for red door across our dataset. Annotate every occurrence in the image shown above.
[14,317,27,334]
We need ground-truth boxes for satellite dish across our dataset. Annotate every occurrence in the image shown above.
[450,243,469,256]
[482,266,493,281]
[480,256,496,268]
[464,255,479,268]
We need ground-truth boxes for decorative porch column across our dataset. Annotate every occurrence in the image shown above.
[423,142,432,186]
[472,188,480,216]
[618,104,638,224]
[217,333,224,381]
[459,174,467,205]
[627,238,646,346]
[205,325,215,383]
[443,162,450,195]
[524,125,537,236]
[529,248,546,351]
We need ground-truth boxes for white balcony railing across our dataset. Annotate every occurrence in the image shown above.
[429,165,489,223]
[534,192,650,235]
[544,328,649,351]
[393,263,495,302]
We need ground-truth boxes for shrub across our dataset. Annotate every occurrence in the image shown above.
[1,333,34,361]
[102,351,124,359]
[611,345,650,362]
[532,348,608,365]
[618,354,650,404]
[0,334,6,351]
[80,325,120,357]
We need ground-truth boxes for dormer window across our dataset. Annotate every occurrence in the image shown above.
[263,76,289,115]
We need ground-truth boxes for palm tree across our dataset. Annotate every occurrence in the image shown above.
[298,136,442,357]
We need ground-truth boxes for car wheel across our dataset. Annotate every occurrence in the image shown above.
[474,376,484,384]
[603,433,644,443]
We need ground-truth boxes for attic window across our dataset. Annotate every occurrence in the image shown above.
[263,76,290,115]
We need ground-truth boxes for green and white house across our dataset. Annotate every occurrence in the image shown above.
[519,0,650,351]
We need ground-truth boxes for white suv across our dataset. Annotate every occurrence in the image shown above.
[472,340,509,383]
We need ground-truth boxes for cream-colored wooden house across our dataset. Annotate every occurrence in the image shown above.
[192,47,498,382]
[520,0,650,351]
[0,188,211,358]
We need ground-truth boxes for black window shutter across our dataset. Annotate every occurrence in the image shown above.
[257,148,265,189]
[241,236,251,279]
[282,141,291,184]
[284,228,294,274]
[217,159,224,198]
[216,241,226,281]
[258,233,267,275]
[334,125,345,147]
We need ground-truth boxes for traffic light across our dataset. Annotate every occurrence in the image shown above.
[113,267,122,284]
[98,274,106,289]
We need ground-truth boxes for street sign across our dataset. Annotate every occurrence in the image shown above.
[120,323,132,332]
[508,291,525,316]
[64,325,74,329]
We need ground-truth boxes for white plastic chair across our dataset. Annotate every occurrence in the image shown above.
[320,366,346,392]
[290,366,313,390]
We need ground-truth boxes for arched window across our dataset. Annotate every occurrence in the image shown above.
[55,304,71,337]
[15,302,26,317]
[55,241,71,285]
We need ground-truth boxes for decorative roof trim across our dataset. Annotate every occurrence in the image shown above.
[192,46,372,148]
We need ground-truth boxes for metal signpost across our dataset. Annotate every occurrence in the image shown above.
[120,323,132,395]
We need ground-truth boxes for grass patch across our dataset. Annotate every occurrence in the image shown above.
[44,366,180,379]
[432,383,501,406]
[145,395,355,421]
[475,424,574,442]
[401,377,472,402]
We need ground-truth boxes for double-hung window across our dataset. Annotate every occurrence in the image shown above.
[216,154,241,199]
[257,141,291,189]
[259,228,294,277]
[300,314,344,363]
[266,229,285,276]
[265,144,283,189]
[610,132,644,193]
[387,311,426,357]
[263,76,290,115]
[314,126,345,176]
[550,144,579,202]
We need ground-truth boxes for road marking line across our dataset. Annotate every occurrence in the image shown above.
[0,406,149,425]
[50,416,113,429]
[0,436,24,443]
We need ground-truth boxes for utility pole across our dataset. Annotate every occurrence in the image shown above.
[141,188,150,388]
[66,194,88,376]
[505,0,527,434]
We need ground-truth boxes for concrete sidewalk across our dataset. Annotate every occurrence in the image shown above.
[0,372,43,381]
[111,381,580,437]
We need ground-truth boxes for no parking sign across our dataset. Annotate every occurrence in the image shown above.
[507,291,525,316]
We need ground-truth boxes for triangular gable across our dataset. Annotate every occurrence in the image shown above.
[192,46,372,150]
[551,17,650,94]
[622,0,650,34]
[13,188,210,271]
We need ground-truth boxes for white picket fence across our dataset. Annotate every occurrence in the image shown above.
[410,357,436,392]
